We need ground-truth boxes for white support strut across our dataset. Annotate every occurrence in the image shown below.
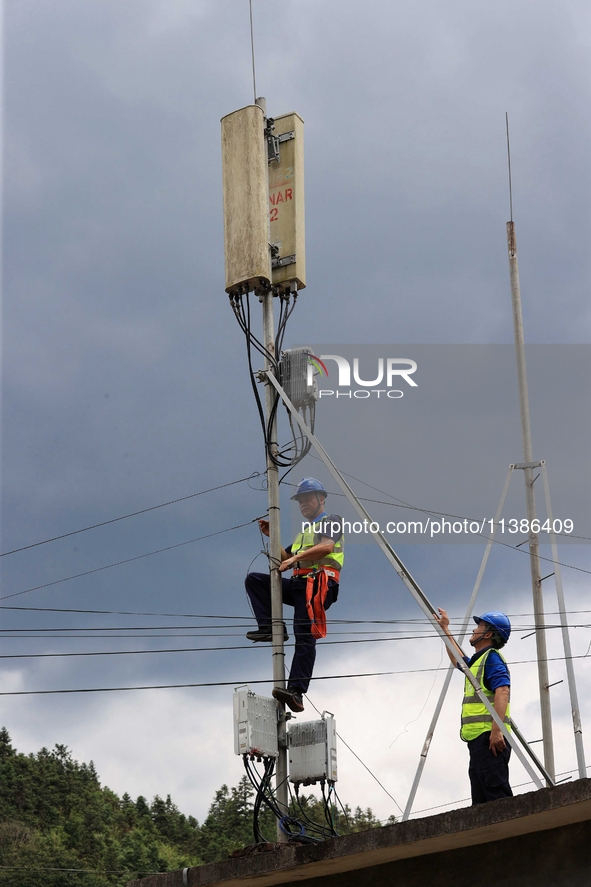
[266,371,548,791]
[402,465,515,821]
[540,461,586,779]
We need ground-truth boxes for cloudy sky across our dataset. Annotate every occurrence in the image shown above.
[1,0,590,827]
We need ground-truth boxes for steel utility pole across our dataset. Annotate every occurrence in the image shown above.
[505,115,554,782]
[262,287,290,835]
[255,96,289,838]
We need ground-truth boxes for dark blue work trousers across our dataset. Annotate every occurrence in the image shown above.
[468,731,513,805]
[245,572,338,694]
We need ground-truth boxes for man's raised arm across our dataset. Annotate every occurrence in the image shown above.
[433,608,465,666]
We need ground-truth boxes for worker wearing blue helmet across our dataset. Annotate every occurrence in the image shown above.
[434,607,513,804]
[245,478,344,713]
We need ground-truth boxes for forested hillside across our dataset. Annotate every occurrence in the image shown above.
[0,728,383,886]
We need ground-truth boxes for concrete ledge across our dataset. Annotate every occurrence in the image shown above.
[127,778,591,887]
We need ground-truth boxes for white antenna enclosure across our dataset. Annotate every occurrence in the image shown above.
[233,689,278,758]
[288,714,337,785]
[221,104,271,294]
[269,112,306,292]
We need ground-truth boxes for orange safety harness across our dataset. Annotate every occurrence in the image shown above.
[293,567,340,639]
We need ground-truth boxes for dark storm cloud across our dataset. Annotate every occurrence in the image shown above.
[1,0,588,799]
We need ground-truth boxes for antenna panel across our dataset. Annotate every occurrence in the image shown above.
[269,113,306,292]
[221,105,271,294]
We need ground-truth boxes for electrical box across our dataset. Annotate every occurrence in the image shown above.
[279,347,318,408]
[288,714,337,785]
[221,105,272,295]
[268,112,306,293]
[233,688,278,758]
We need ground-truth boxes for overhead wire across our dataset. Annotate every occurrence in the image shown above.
[3,651,590,696]
[0,472,260,558]
[8,620,591,644]
[4,464,586,607]
[3,604,591,620]
[3,625,591,658]
[0,518,261,602]
[282,479,591,574]
[294,463,591,542]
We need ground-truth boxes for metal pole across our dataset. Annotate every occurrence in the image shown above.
[266,373,548,789]
[540,461,587,778]
[255,96,289,839]
[507,220,555,782]
[261,292,289,837]
[402,466,514,820]
[509,719,556,786]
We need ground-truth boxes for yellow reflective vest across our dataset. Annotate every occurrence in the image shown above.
[461,648,511,742]
[291,515,344,573]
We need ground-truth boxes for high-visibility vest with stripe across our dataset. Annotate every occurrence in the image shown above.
[291,515,344,572]
[461,648,511,741]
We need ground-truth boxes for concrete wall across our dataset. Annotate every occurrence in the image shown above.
[299,819,591,887]
[128,779,591,887]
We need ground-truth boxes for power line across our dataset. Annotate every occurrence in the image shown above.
[298,464,591,543]
[0,472,260,558]
[0,519,260,602]
[2,653,590,696]
[0,605,254,618]
[0,636,486,660]
[3,628,591,659]
[2,604,591,620]
[0,624,258,633]
[1,620,587,635]
[4,477,587,605]
[0,671,395,696]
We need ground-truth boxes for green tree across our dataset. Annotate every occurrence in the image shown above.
[0,729,202,886]
[0,728,386,881]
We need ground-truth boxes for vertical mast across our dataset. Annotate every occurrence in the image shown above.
[505,115,555,782]
[256,96,290,839]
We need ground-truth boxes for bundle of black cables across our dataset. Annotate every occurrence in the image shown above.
[291,781,340,840]
[230,289,314,474]
[243,755,320,844]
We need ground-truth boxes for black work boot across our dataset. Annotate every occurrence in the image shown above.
[246,624,288,643]
[272,686,305,713]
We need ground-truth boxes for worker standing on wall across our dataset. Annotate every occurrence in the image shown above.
[245,478,344,713]
[434,608,513,805]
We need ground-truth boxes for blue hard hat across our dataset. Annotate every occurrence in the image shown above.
[474,611,511,643]
[290,478,328,500]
